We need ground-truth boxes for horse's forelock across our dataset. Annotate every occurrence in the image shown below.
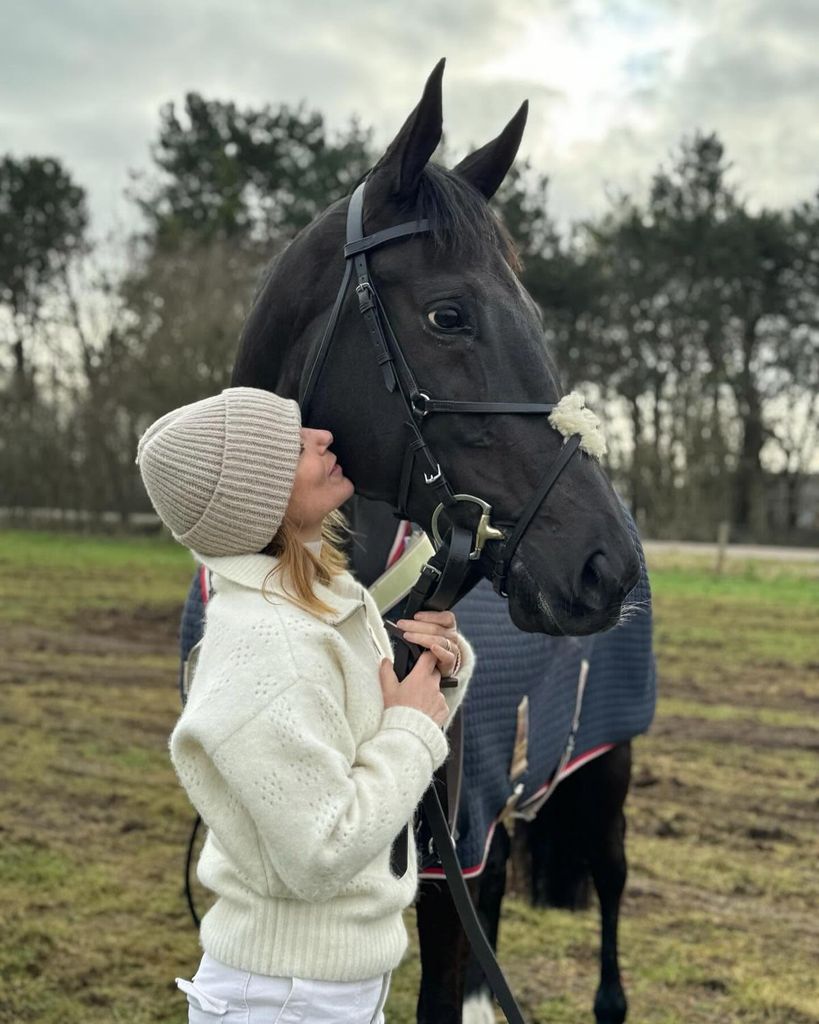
[415,164,521,271]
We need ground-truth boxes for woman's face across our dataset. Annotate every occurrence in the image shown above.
[286,427,355,537]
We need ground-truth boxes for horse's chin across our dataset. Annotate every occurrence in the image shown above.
[504,556,623,637]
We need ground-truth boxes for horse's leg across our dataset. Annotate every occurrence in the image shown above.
[416,876,474,1024]
[586,742,631,1024]
[462,824,511,1024]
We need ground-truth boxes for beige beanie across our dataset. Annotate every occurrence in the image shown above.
[135,387,301,557]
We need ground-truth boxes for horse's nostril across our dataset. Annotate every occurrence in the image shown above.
[579,552,615,608]
[582,552,603,587]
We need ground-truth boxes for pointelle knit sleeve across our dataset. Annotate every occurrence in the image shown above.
[189,677,450,903]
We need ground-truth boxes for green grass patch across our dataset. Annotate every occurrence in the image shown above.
[0,528,188,570]
[658,695,819,730]
[649,563,819,607]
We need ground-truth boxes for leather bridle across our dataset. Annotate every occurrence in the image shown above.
[299,177,583,602]
[298,177,587,1024]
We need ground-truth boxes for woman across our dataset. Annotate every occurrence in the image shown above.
[136,386,474,1024]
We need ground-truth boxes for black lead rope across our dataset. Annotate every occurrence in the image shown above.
[421,785,527,1024]
[388,526,528,1024]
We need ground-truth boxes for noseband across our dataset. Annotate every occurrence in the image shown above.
[300,177,584,599]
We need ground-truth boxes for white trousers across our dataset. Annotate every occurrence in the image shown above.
[176,952,391,1024]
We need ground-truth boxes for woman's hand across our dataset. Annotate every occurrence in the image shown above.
[379,654,448,727]
[395,610,464,679]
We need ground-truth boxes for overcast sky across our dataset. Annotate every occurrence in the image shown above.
[2,0,817,238]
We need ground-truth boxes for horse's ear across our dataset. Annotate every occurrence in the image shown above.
[453,101,529,200]
[367,58,445,206]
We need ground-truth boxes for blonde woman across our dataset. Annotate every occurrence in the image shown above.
[136,386,473,1024]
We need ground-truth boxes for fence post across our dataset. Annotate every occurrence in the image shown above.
[715,520,730,575]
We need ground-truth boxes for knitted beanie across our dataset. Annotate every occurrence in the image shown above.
[135,387,301,557]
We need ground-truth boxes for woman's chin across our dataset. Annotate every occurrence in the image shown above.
[336,476,355,501]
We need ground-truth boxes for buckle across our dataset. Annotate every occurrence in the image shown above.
[411,391,431,418]
[420,562,442,583]
[356,282,374,313]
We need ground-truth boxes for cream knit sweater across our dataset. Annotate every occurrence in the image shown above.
[170,552,474,982]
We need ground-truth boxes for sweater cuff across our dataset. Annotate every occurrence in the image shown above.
[380,705,449,769]
[456,635,476,686]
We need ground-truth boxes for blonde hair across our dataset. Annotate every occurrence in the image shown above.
[260,509,350,616]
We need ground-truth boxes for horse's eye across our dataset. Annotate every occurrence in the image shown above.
[427,307,464,330]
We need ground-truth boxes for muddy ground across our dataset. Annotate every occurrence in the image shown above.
[1,532,817,1023]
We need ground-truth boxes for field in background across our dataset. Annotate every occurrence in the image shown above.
[1,530,817,1024]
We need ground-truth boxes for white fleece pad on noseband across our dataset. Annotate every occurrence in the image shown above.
[548,391,607,459]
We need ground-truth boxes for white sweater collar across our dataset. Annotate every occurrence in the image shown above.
[193,551,365,625]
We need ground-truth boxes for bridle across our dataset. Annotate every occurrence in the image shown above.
[298,178,588,1023]
[300,177,583,602]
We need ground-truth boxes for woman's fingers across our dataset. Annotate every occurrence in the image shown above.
[402,630,458,650]
[431,643,458,674]
[396,610,457,632]
[396,612,464,676]
[396,621,457,641]
[403,632,458,672]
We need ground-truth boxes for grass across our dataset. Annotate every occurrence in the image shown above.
[1,529,817,1023]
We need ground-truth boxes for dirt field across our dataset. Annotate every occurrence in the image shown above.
[1,531,817,1024]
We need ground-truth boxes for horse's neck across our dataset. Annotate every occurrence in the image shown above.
[346,497,403,586]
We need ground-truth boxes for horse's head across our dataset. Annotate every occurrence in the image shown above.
[232,59,640,635]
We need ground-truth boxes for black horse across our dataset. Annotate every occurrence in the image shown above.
[181,58,650,1022]
[230,58,640,636]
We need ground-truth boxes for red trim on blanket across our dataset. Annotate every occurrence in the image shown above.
[420,820,501,881]
[567,742,615,770]
[386,520,412,569]
[199,564,210,604]
[418,742,616,880]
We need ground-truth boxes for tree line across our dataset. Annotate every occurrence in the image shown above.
[1,94,817,541]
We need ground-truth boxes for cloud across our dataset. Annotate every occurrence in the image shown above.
[1,0,816,238]
[511,0,819,223]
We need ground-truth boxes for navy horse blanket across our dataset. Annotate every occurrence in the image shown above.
[178,513,655,878]
[418,523,654,877]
